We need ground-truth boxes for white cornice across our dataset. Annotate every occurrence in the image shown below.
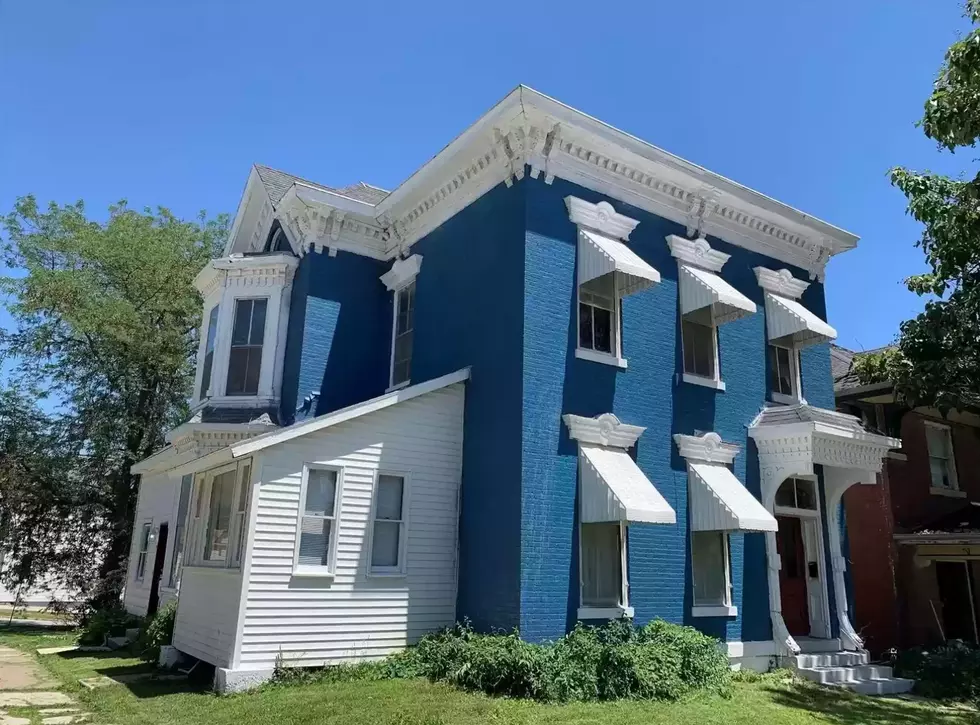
[380,254,423,291]
[565,196,640,240]
[667,235,730,273]
[194,253,299,296]
[276,194,388,260]
[754,267,810,299]
[563,413,645,449]
[673,432,740,464]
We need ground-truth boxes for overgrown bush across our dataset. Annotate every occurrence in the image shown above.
[78,606,142,646]
[136,601,177,663]
[895,642,980,703]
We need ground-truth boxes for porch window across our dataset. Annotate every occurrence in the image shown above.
[390,281,415,388]
[691,531,732,608]
[135,523,152,580]
[204,469,236,562]
[579,274,619,358]
[925,422,958,491]
[775,478,817,510]
[295,467,341,572]
[232,462,252,566]
[580,522,627,610]
[370,474,407,574]
[168,474,193,588]
[199,305,219,399]
[769,344,800,402]
[226,298,267,396]
[681,312,717,380]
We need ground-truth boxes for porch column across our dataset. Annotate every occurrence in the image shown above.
[822,466,876,652]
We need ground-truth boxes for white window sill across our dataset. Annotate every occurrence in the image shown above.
[930,487,966,499]
[682,373,726,391]
[886,451,908,461]
[577,605,634,620]
[692,605,738,618]
[386,380,411,393]
[771,392,801,406]
[291,567,335,579]
[367,570,407,578]
[575,348,628,369]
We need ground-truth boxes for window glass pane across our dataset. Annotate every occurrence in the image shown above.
[930,457,952,489]
[226,348,249,394]
[581,274,615,305]
[794,479,817,510]
[592,306,612,354]
[200,306,220,398]
[305,469,337,516]
[392,359,411,387]
[775,480,797,508]
[298,517,331,566]
[205,470,236,561]
[926,426,950,458]
[376,476,404,520]
[249,300,267,346]
[683,319,715,378]
[692,531,728,606]
[581,523,622,607]
[232,300,253,345]
[770,345,793,395]
[238,464,251,511]
[243,347,262,395]
[371,521,400,568]
[579,303,594,350]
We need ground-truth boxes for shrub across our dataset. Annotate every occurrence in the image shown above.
[136,601,177,663]
[78,606,141,646]
[895,642,980,703]
[542,624,602,701]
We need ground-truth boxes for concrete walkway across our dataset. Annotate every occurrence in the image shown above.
[0,647,57,691]
[0,647,93,725]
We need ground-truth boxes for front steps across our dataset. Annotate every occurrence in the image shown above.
[791,639,914,696]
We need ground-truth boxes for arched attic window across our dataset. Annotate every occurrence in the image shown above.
[263,221,293,254]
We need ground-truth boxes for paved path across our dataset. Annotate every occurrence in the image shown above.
[0,647,95,725]
[0,647,57,691]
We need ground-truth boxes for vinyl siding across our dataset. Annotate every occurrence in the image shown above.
[173,567,243,666]
[124,472,180,616]
[237,382,465,670]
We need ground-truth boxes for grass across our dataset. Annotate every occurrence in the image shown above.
[0,608,74,622]
[0,629,976,725]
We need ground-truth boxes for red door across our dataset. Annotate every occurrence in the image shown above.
[777,516,810,636]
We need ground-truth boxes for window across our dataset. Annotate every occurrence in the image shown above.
[769,344,800,401]
[199,305,219,399]
[204,469,236,562]
[580,522,627,609]
[691,531,731,607]
[226,298,267,396]
[295,467,340,572]
[925,422,958,491]
[264,222,292,253]
[774,478,817,510]
[578,274,619,357]
[168,475,193,588]
[233,463,252,566]
[682,314,717,379]
[390,281,415,387]
[135,523,152,580]
[370,474,407,574]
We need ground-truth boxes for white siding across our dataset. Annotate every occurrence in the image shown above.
[124,473,180,616]
[172,567,243,667]
[236,382,465,670]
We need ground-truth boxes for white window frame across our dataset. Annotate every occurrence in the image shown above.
[134,521,152,581]
[292,464,344,577]
[190,460,251,569]
[167,474,194,588]
[680,312,724,391]
[924,420,962,496]
[367,471,411,577]
[388,281,415,391]
[231,461,253,566]
[225,297,270,397]
[690,530,735,617]
[200,461,240,567]
[576,274,627,369]
[769,343,802,405]
[578,520,632,620]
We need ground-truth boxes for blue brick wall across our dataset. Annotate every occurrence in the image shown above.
[409,182,527,633]
[279,249,389,425]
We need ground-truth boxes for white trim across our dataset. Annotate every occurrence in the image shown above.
[563,413,645,449]
[772,391,801,406]
[693,605,738,618]
[565,197,639,240]
[380,254,423,292]
[577,606,634,620]
[135,519,153,581]
[923,419,960,492]
[575,348,628,369]
[292,464,344,578]
[754,267,810,299]
[673,431,739,465]
[683,373,726,391]
[388,278,416,389]
[930,487,967,499]
[366,470,411,577]
[726,640,777,658]
[385,380,411,393]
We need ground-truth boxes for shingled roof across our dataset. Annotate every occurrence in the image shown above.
[254,164,388,208]
[832,343,896,393]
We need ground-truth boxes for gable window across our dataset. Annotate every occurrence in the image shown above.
[226,298,267,396]
[168,475,193,588]
[580,522,628,611]
[135,523,152,580]
[681,312,717,380]
[295,467,341,573]
[199,305,219,399]
[264,222,292,254]
[691,531,732,609]
[204,468,237,562]
[232,462,252,566]
[390,281,415,388]
[925,422,959,493]
[578,275,619,357]
[370,474,407,574]
[769,344,800,403]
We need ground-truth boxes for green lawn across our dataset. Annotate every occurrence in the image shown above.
[1,629,976,725]
[0,608,74,622]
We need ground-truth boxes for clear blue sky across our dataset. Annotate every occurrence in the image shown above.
[0,1,973,351]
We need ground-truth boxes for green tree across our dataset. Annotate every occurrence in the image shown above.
[0,197,226,609]
[855,1,980,413]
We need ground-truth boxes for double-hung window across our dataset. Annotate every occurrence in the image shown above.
[691,531,732,610]
[769,344,800,402]
[578,275,619,357]
[295,467,341,573]
[135,522,152,580]
[925,422,959,493]
[370,474,407,574]
[193,460,252,569]
[681,310,717,381]
[199,305,219,399]
[580,522,628,612]
[390,282,415,388]
[203,468,237,562]
[232,462,252,566]
[226,298,267,396]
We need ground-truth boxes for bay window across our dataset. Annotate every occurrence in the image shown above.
[190,459,253,569]
[226,298,268,396]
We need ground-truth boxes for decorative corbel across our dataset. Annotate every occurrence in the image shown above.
[330,211,346,241]
[685,185,720,238]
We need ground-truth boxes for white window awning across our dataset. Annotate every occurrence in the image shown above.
[764,293,837,348]
[578,229,660,297]
[689,462,777,532]
[579,444,675,525]
[679,265,756,324]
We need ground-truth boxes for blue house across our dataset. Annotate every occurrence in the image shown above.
[125,87,904,693]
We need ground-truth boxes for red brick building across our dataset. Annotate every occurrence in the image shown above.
[834,345,980,654]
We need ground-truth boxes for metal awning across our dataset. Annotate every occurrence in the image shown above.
[764,293,837,348]
[578,229,660,297]
[679,265,757,324]
[579,444,675,524]
[689,462,777,532]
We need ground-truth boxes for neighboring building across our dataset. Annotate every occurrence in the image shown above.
[126,86,901,692]
[834,345,980,653]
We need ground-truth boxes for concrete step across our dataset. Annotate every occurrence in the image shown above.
[795,651,869,669]
[831,676,916,696]
[105,637,131,650]
[795,637,843,653]
[124,628,141,642]
[797,664,894,685]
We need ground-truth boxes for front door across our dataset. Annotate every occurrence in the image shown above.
[777,516,810,636]
[936,560,979,643]
[146,522,169,618]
